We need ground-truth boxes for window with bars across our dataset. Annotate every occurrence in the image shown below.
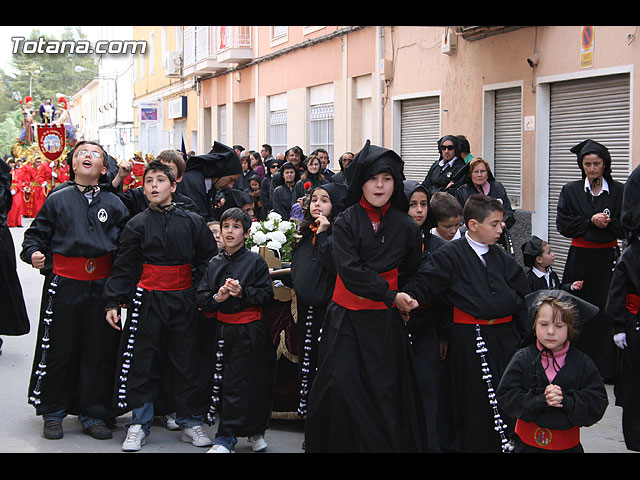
[269,109,287,157]
[310,103,334,160]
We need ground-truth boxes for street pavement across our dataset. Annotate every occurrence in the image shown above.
[0,218,634,454]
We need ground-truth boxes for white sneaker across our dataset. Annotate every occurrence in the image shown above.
[249,434,268,452]
[207,444,232,453]
[181,425,213,447]
[161,413,180,431]
[122,424,146,452]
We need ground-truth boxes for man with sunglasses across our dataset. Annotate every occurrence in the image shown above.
[421,135,469,197]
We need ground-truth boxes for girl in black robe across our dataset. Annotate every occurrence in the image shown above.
[556,139,624,381]
[402,180,452,452]
[0,159,29,354]
[291,182,347,417]
[606,239,640,451]
[497,291,608,453]
[271,162,300,219]
[304,140,426,453]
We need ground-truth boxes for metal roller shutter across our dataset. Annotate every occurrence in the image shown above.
[400,96,440,181]
[548,73,630,276]
[494,87,522,207]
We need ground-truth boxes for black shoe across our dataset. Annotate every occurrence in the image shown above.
[83,422,113,440]
[43,420,63,440]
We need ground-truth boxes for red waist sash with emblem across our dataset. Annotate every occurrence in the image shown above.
[515,419,580,450]
[52,253,113,280]
[137,263,192,291]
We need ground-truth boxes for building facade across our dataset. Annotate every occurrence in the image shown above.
[126,25,639,272]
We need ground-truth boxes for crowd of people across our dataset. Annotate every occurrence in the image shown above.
[0,133,639,454]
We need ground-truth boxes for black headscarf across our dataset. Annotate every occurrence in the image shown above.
[344,140,407,210]
[437,135,462,162]
[403,179,434,229]
[570,139,613,182]
[521,235,545,268]
[186,141,242,179]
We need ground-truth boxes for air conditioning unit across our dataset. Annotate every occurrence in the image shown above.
[442,31,458,55]
[166,51,182,77]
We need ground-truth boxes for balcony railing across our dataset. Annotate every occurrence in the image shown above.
[217,26,253,64]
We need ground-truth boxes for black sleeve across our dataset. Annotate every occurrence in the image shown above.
[191,216,219,286]
[103,221,143,308]
[20,199,54,264]
[556,185,591,239]
[236,257,274,309]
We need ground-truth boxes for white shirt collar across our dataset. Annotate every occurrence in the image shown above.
[465,231,489,263]
[532,266,548,278]
[430,227,461,241]
[438,156,458,169]
[584,176,609,196]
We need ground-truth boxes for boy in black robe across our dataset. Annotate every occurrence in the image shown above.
[113,149,197,218]
[196,207,276,453]
[103,160,218,451]
[404,194,531,453]
[305,140,426,453]
[521,235,583,293]
[20,141,130,441]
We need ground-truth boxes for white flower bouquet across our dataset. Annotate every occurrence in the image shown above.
[246,212,299,262]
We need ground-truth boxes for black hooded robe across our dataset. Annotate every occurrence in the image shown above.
[606,240,640,451]
[421,135,468,197]
[556,139,624,380]
[0,161,29,339]
[290,183,346,417]
[305,141,427,453]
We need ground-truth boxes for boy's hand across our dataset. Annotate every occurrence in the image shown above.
[105,308,121,331]
[225,278,242,298]
[31,251,46,269]
[395,292,418,312]
[214,284,230,303]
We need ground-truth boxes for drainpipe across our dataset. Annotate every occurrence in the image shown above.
[377,26,384,145]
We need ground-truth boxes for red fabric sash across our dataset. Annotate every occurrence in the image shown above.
[137,263,192,291]
[571,237,618,249]
[52,253,113,281]
[453,306,512,325]
[625,294,640,315]
[332,268,398,310]
[515,419,580,450]
[217,307,262,324]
